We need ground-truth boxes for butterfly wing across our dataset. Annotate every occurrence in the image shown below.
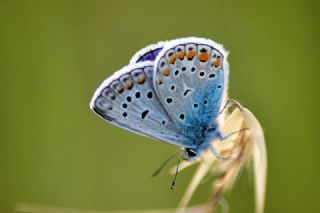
[153,37,229,142]
[129,41,166,64]
[90,61,194,147]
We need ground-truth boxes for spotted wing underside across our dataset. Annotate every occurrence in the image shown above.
[90,62,193,146]
[153,38,229,142]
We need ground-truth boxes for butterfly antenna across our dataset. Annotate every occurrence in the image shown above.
[152,150,183,177]
[170,159,181,190]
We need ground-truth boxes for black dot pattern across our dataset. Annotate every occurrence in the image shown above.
[141,110,149,119]
[209,73,216,78]
[179,114,185,120]
[199,71,205,77]
[147,91,153,99]
[166,98,173,104]
[183,89,191,96]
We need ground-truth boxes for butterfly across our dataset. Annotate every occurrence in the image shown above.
[90,37,231,163]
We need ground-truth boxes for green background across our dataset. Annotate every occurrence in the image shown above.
[1,0,319,212]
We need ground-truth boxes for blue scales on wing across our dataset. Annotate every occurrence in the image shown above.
[90,61,194,146]
[153,38,228,147]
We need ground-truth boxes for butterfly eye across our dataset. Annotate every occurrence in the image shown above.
[185,148,197,159]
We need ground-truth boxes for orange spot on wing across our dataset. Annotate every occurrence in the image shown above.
[116,86,124,94]
[212,58,222,67]
[124,80,133,90]
[169,56,176,64]
[137,76,145,84]
[177,51,185,59]
[187,50,195,60]
[199,52,209,62]
[162,67,170,76]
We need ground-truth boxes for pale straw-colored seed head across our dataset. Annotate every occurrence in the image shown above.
[173,101,267,213]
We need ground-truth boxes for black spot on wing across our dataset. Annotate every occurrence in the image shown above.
[141,110,149,119]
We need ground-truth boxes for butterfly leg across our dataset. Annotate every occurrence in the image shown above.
[218,99,249,141]
[209,144,229,160]
[219,128,249,141]
[204,129,229,160]
[209,128,248,160]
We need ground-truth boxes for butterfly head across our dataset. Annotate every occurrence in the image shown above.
[184,148,199,161]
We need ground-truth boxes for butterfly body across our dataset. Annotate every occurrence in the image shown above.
[90,37,229,160]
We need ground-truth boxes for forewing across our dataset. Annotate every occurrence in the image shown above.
[129,41,166,64]
[90,62,193,146]
[153,37,229,139]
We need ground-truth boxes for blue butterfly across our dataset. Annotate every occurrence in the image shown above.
[90,37,232,172]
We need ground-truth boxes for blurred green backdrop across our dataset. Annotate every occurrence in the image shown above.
[1,0,320,212]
